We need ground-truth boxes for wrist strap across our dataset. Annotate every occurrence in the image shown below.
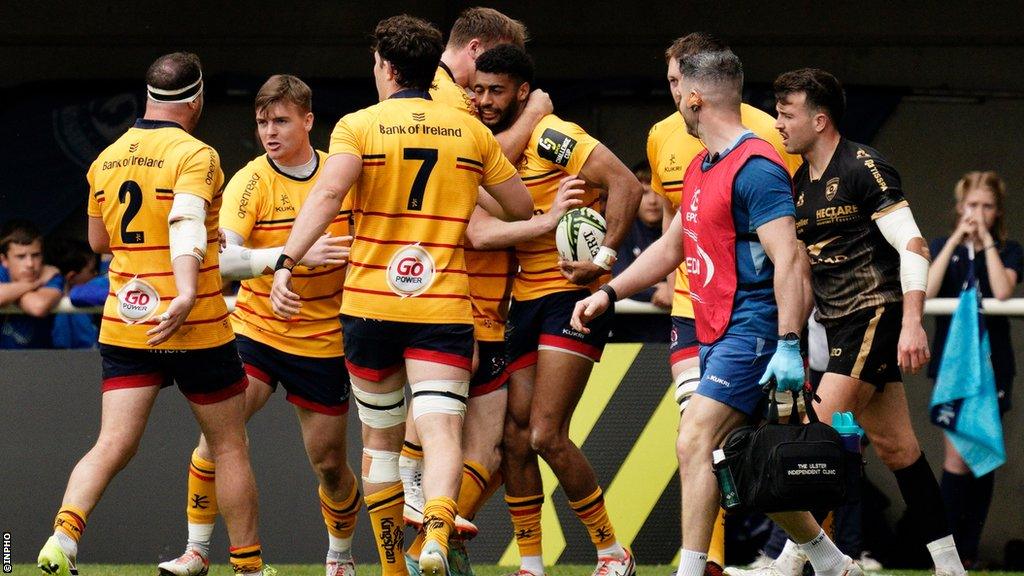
[593,246,617,271]
[598,284,618,302]
[274,253,296,272]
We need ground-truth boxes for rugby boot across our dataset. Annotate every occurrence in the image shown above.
[37,536,78,576]
[158,547,210,576]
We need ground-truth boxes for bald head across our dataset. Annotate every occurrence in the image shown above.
[146,52,203,95]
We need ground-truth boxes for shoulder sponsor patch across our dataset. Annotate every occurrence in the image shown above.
[537,128,578,167]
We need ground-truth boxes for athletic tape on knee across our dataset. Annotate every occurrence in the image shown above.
[674,366,701,415]
[361,448,400,483]
[411,379,469,419]
[350,384,406,429]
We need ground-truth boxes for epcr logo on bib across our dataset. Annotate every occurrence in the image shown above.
[116,277,161,324]
[386,244,435,297]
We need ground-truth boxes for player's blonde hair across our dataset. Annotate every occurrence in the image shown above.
[255,74,312,115]
[448,7,528,50]
[954,171,1008,244]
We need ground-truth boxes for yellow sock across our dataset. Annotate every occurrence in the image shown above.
[228,543,263,574]
[469,469,504,520]
[407,532,426,558]
[708,507,726,567]
[365,482,408,576]
[320,479,361,542]
[569,487,617,550]
[187,449,218,525]
[506,493,544,557]
[54,505,87,542]
[401,441,424,460]
[457,460,490,521]
[422,496,457,555]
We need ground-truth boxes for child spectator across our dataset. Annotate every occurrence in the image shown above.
[0,220,63,348]
[46,238,104,348]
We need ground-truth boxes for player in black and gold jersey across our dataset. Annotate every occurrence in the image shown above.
[158,75,359,576]
[36,53,268,576]
[772,69,967,576]
[270,16,532,576]
[468,44,642,576]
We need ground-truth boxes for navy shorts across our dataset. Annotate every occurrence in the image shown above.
[820,303,903,389]
[670,316,700,365]
[99,341,247,405]
[235,334,350,415]
[471,340,509,397]
[697,334,775,416]
[342,315,474,382]
[506,290,614,373]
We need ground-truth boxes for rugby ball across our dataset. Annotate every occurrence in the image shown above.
[555,207,607,262]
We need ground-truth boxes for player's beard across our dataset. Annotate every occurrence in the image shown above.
[488,99,522,134]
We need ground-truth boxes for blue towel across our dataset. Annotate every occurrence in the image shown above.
[930,258,1005,476]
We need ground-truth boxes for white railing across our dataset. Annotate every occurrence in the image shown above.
[4,296,1024,316]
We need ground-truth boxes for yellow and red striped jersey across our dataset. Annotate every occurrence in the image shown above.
[220,151,351,357]
[429,63,515,341]
[87,119,231,349]
[512,114,603,301]
[330,92,518,325]
[646,105,801,318]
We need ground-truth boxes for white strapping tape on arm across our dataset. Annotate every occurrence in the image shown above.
[219,243,284,280]
[168,193,208,262]
[875,206,928,293]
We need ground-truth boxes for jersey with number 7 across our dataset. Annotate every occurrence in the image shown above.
[329,94,518,325]
[87,119,232,350]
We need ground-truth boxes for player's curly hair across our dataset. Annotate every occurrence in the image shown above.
[774,68,846,125]
[146,52,202,91]
[372,15,444,92]
[448,7,528,49]
[475,44,535,86]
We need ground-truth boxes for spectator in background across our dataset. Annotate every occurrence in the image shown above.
[0,220,63,348]
[610,162,672,342]
[926,170,1022,568]
[46,238,104,348]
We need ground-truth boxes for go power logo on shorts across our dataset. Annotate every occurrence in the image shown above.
[386,244,435,297]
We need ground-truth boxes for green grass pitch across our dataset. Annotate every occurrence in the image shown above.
[14,567,1024,576]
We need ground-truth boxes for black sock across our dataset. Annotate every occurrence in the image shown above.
[941,469,971,551]
[960,471,995,562]
[893,453,950,545]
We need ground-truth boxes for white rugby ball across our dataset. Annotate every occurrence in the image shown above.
[555,207,607,262]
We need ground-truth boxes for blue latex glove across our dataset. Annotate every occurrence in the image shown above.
[759,338,805,392]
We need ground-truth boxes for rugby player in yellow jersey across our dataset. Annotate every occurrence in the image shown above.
[36,53,268,576]
[157,75,360,576]
[645,33,802,576]
[270,15,532,576]
[400,9,557,571]
[467,44,642,576]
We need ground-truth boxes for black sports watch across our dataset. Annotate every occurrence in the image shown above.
[274,253,297,272]
[779,332,800,342]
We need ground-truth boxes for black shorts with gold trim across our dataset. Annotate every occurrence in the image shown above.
[820,302,902,389]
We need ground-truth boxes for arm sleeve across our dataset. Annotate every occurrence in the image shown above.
[175,145,221,202]
[69,276,109,307]
[853,153,907,218]
[533,117,600,175]
[86,164,101,218]
[735,157,795,229]
[329,113,365,159]
[479,127,519,186]
[646,126,665,196]
[219,168,261,240]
